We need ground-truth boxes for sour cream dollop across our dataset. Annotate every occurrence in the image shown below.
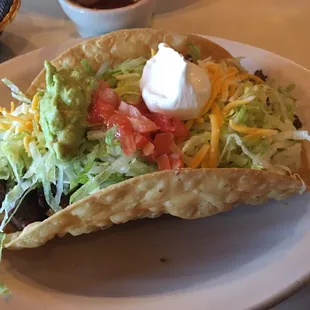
[140,43,211,121]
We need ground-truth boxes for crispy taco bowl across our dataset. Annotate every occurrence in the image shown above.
[0,28,309,251]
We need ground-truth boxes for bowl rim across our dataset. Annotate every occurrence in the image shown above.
[59,0,153,13]
[0,0,21,32]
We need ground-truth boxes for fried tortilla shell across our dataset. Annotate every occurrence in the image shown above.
[3,29,308,250]
[4,168,305,250]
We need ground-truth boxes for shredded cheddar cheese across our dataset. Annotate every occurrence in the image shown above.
[0,123,10,130]
[221,96,256,117]
[10,102,15,113]
[185,61,268,169]
[244,129,278,140]
[151,48,157,57]
[31,93,40,111]
[189,144,210,168]
[207,105,222,168]
[229,120,278,135]
[185,119,195,130]
[23,135,32,156]
[239,73,264,84]
[0,92,41,158]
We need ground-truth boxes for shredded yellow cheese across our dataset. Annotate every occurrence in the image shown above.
[244,129,278,140]
[229,120,278,135]
[239,73,264,84]
[200,77,221,116]
[151,49,157,57]
[222,96,256,117]
[207,105,222,168]
[10,102,15,113]
[31,93,40,111]
[185,119,195,130]
[23,135,32,156]
[189,144,210,168]
[0,123,10,130]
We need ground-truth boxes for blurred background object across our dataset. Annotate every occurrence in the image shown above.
[0,0,20,33]
[58,0,156,37]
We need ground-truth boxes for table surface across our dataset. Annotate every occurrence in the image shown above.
[2,0,310,308]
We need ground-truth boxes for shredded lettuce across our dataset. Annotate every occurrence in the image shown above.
[105,127,118,146]
[70,169,120,204]
[1,78,32,104]
[188,43,200,62]
[99,57,147,103]
[0,157,11,180]
[0,282,10,296]
[81,59,95,75]
[1,133,31,182]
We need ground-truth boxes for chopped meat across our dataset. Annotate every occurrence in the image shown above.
[0,181,5,205]
[184,54,194,62]
[293,114,302,129]
[254,69,268,82]
[9,188,50,231]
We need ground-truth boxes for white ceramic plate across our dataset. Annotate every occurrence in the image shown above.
[0,36,310,310]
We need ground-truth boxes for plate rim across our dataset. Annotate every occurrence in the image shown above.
[1,33,310,310]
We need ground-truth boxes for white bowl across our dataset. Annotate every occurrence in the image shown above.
[58,0,156,38]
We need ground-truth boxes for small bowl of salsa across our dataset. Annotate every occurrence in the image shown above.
[58,0,156,37]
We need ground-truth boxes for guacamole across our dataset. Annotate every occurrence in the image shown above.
[39,61,96,161]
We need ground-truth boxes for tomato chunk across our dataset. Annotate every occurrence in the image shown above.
[154,132,174,156]
[135,133,149,149]
[172,118,190,142]
[169,153,183,169]
[93,87,120,109]
[107,114,133,136]
[88,101,115,124]
[119,101,159,133]
[142,141,155,156]
[156,154,171,171]
[120,135,136,157]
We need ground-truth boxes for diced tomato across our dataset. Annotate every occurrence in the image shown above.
[88,101,115,124]
[142,142,155,156]
[107,114,133,136]
[98,80,110,89]
[154,132,174,156]
[169,153,184,169]
[88,86,120,125]
[135,133,149,149]
[148,113,175,132]
[147,113,189,142]
[119,101,143,118]
[172,118,190,142]
[135,100,150,116]
[128,118,159,133]
[156,154,171,171]
[119,101,159,133]
[120,135,136,157]
[134,134,154,156]
[143,152,156,163]
[93,87,120,109]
